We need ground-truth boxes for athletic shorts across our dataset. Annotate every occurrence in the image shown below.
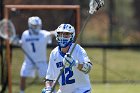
[20,60,48,78]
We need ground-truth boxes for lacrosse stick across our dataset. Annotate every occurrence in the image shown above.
[50,0,104,92]
[0,19,14,93]
[0,19,38,68]
[0,19,16,43]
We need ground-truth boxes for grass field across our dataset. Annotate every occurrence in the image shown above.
[1,48,140,93]
[7,83,140,93]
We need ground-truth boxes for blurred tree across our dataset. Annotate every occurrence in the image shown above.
[133,0,140,30]
[108,0,115,43]
[0,0,4,19]
[3,0,90,36]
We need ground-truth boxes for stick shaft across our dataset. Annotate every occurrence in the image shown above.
[51,0,104,92]
[21,47,36,66]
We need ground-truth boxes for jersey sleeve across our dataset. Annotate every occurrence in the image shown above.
[44,31,52,44]
[20,31,26,45]
[77,45,91,64]
[45,51,56,80]
[47,35,52,44]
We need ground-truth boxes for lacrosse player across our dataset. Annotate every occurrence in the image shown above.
[19,16,55,93]
[42,24,93,93]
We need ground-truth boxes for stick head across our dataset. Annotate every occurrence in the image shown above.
[89,0,104,14]
[0,19,16,43]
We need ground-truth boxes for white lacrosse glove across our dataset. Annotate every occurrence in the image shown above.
[11,36,21,46]
[89,0,104,14]
[42,87,55,93]
[63,53,78,70]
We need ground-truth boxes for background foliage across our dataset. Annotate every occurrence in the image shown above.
[2,0,140,44]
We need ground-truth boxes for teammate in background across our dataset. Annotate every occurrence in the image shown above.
[19,16,55,93]
[42,24,92,93]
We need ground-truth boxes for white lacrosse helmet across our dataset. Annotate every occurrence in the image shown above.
[28,16,42,34]
[56,24,75,48]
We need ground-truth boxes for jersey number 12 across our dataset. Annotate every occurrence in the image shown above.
[61,67,75,85]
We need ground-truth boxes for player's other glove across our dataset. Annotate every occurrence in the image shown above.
[42,87,55,93]
[11,35,21,46]
[42,87,50,93]
[63,53,78,70]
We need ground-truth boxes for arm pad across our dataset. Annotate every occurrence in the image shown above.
[81,62,92,74]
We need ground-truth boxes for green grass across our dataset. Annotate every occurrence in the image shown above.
[1,48,140,93]
[10,83,140,93]
[92,84,140,93]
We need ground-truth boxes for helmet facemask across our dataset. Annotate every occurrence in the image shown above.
[29,24,41,34]
[56,32,73,48]
[56,24,75,48]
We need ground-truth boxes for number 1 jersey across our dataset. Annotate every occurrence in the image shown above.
[21,30,52,62]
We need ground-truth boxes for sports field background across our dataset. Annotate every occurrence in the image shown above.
[2,47,139,93]
[1,0,140,92]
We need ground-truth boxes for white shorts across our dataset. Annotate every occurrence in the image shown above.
[20,60,48,78]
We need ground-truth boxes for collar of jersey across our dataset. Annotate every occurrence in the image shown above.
[58,43,72,57]
[29,31,39,36]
